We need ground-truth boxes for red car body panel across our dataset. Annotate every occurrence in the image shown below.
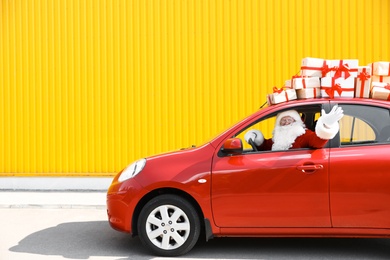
[107,98,390,238]
[107,144,218,234]
[330,145,390,228]
[211,148,331,228]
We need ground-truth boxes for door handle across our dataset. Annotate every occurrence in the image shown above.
[296,164,323,173]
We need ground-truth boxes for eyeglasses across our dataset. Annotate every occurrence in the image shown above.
[280,116,296,126]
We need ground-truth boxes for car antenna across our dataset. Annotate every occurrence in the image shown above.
[260,101,267,108]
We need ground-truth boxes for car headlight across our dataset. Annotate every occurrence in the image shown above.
[118,158,147,182]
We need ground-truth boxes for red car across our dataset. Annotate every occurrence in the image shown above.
[107,98,390,256]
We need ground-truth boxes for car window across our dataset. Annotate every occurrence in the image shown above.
[235,117,275,151]
[234,105,323,153]
[339,105,390,146]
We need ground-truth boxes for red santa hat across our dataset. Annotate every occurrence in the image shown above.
[275,110,303,126]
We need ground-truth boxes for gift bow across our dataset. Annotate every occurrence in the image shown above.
[273,86,285,93]
[272,86,291,102]
[325,83,343,99]
[273,86,292,93]
[373,84,390,101]
[321,63,338,77]
[357,71,371,98]
[334,63,351,79]
[358,71,370,81]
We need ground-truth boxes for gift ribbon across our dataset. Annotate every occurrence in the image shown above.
[291,74,301,89]
[358,71,370,81]
[357,69,371,98]
[321,60,338,77]
[293,78,308,89]
[324,83,343,99]
[334,63,350,79]
[301,61,337,77]
[273,86,289,101]
[310,88,317,97]
[372,85,390,101]
[377,76,388,83]
[302,79,307,89]
[334,60,358,79]
[321,78,354,98]
[383,62,390,76]
[273,86,284,93]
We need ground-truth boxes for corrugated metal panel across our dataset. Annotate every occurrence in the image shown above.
[1,0,389,176]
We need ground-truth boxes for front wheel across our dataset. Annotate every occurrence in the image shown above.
[137,194,201,256]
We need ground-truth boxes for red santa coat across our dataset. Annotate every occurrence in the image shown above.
[258,129,329,151]
[246,110,340,151]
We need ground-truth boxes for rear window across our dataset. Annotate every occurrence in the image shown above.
[339,105,390,146]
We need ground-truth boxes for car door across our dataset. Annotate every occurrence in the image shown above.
[329,103,390,228]
[211,105,331,228]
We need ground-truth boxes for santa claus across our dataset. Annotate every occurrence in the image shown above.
[244,105,344,151]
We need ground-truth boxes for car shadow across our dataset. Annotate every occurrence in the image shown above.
[187,237,390,260]
[9,221,148,259]
[10,221,390,259]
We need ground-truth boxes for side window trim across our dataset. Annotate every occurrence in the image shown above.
[231,104,328,154]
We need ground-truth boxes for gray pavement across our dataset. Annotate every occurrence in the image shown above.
[1,179,390,259]
[2,191,390,259]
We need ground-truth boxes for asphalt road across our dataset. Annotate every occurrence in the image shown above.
[1,208,390,260]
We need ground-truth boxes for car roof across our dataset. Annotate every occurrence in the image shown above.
[265,97,390,110]
[209,97,390,148]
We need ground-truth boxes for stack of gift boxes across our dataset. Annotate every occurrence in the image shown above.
[267,57,390,105]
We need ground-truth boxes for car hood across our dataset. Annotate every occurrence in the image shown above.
[134,142,216,188]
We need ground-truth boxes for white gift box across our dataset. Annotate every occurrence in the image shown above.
[355,66,371,98]
[371,75,390,84]
[331,59,359,79]
[320,77,355,98]
[371,82,390,101]
[301,57,333,77]
[292,77,320,89]
[296,87,321,99]
[370,62,390,76]
[284,80,292,88]
[268,88,297,105]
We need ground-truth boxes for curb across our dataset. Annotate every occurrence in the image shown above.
[0,177,113,191]
[0,191,107,209]
[0,204,106,209]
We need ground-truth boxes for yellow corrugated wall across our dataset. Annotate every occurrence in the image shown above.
[1,0,389,176]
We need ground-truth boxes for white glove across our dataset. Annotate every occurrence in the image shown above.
[244,129,264,146]
[321,105,344,128]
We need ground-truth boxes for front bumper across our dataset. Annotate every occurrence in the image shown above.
[106,178,145,233]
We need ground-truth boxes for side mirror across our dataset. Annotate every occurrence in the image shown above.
[221,138,243,155]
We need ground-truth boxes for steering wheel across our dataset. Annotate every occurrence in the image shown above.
[248,138,258,152]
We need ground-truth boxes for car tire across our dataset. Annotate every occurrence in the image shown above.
[137,194,201,256]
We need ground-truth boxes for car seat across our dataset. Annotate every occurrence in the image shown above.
[378,125,390,142]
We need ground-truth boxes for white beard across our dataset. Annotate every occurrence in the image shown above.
[272,121,306,151]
